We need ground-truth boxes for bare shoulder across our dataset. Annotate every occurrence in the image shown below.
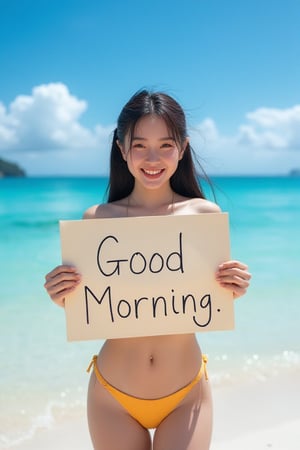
[83,203,114,219]
[192,198,221,214]
[176,196,221,214]
[83,201,127,219]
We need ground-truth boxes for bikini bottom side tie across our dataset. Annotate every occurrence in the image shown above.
[87,354,208,429]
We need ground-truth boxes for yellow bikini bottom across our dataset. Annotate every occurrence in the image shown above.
[87,354,208,429]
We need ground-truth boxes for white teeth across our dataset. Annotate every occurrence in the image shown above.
[144,169,162,175]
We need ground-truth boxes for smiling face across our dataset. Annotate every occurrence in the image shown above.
[118,115,187,192]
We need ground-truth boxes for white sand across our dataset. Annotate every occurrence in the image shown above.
[211,371,300,449]
[11,372,300,450]
[212,421,300,450]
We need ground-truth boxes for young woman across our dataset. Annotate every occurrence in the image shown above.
[44,90,251,450]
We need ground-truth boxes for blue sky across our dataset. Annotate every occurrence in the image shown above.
[1,0,300,175]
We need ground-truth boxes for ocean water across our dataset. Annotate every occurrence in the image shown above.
[0,176,299,448]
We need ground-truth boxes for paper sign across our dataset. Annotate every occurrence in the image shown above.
[60,213,234,341]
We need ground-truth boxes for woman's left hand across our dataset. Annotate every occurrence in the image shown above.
[215,260,251,299]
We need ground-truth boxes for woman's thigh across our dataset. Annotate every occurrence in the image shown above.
[153,378,213,450]
[87,372,151,450]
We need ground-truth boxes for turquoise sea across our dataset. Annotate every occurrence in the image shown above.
[0,176,299,448]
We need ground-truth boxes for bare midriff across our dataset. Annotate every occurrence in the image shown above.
[96,333,203,399]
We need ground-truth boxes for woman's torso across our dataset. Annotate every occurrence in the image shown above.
[97,334,202,398]
[85,194,220,398]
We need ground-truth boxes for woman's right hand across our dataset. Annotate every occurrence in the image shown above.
[44,265,81,308]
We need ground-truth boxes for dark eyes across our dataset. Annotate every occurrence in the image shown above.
[132,143,145,148]
[132,142,173,150]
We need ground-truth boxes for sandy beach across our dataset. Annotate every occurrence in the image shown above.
[211,371,300,450]
[10,370,300,450]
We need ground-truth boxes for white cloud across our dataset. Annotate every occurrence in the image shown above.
[191,118,219,143]
[0,83,114,152]
[236,105,300,150]
[0,83,300,175]
[189,105,300,174]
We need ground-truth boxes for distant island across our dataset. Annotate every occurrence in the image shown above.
[289,169,300,177]
[0,157,26,177]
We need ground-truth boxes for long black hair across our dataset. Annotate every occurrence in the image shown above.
[107,89,212,202]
